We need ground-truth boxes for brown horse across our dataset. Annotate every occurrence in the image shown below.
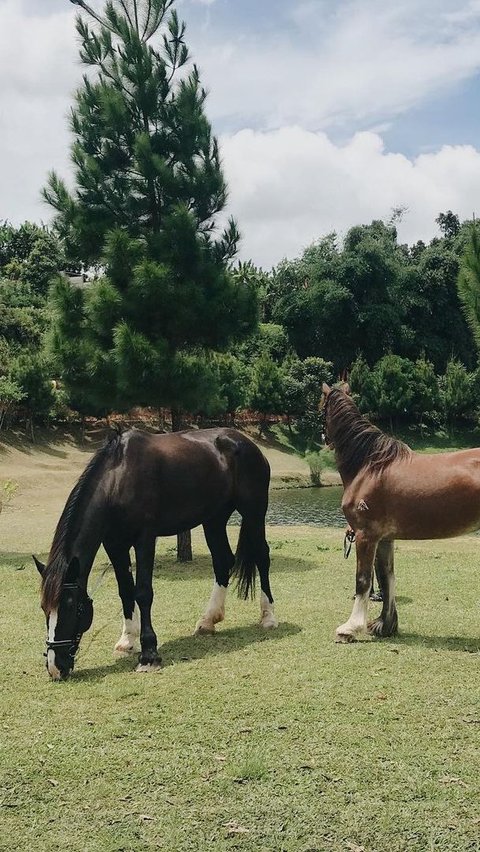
[35,427,277,680]
[322,382,480,643]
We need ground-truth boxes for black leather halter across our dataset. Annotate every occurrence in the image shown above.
[45,583,93,666]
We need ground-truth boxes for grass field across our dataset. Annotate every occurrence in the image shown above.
[1,432,480,851]
[1,520,480,852]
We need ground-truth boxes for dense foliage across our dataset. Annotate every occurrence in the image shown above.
[1,4,479,439]
[0,223,65,428]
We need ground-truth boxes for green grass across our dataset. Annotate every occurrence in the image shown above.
[1,528,480,852]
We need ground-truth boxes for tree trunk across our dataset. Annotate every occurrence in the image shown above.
[171,407,193,562]
[177,530,193,562]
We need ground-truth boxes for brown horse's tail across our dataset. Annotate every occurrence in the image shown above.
[232,519,257,600]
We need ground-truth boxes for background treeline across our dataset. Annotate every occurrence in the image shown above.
[1,211,479,436]
[2,1,479,445]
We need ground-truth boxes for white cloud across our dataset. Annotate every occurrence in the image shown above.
[0,0,77,224]
[2,0,480,269]
[222,127,480,267]
[196,0,480,130]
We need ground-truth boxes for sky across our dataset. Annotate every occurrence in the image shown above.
[2,0,480,266]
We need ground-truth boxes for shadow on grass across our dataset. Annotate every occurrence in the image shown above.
[396,595,414,605]
[73,621,302,683]
[0,551,40,572]
[0,425,106,459]
[153,552,318,581]
[390,631,480,653]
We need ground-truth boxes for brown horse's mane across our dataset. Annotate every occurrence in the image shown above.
[41,432,125,612]
[326,389,411,481]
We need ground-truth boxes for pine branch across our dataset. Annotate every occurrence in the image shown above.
[69,0,118,35]
[457,226,480,353]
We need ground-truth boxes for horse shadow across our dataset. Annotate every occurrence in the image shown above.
[390,631,480,653]
[73,621,302,683]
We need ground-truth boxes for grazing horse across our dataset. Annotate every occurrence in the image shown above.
[322,382,480,643]
[35,427,277,680]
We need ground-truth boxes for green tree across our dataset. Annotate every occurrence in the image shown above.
[410,356,440,426]
[349,355,378,415]
[213,354,250,424]
[0,222,64,296]
[45,0,258,559]
[281,356,333,439]
[457,225,480,355]
[372,355,414,428]
[436,210,461,240]
[403,235,474,370]
[440,359,475,428]
[271,222,405,370]
[248,355,283,434]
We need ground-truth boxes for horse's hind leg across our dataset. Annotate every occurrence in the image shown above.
[252,520,278,629]
[368,539,398,637]
[235,514,278,629]
[336,532,377,642]
[103,537,139,656]
[195,517,235,635]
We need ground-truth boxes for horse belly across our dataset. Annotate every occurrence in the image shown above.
[153,476,232,536]
[390,481,480,539]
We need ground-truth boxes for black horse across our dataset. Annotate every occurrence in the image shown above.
[35,427,277,680]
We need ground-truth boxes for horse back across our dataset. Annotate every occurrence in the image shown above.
[105,428,269,535]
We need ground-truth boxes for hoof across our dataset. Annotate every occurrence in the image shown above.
[368,617,398,638]
[370,592,383,602]
[114,641,136,657]
[367,618,384,637]
[193,622,216,636]
[335,630,357,644]
[135,661,162,673]
[260,614,279,629]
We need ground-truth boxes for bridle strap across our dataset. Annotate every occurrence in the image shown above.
[45,583,92,661]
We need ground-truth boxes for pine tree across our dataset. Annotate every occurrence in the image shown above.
[457,225,480,356]
[44,0,258,559]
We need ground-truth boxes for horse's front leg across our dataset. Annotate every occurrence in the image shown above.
[336,532,377,643]
[103,537,140,656]
[134,533,161,672]
[368,539,398,637]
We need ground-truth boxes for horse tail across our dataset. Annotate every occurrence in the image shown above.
[232,519,257,600]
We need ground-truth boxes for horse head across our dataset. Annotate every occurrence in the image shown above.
[35,555,93,681]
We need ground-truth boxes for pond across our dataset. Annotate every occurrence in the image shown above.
[230,486,345,527]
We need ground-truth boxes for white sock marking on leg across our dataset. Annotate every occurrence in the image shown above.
[195,582,227,633]
[260,591,278,629]
[115,605,140,653]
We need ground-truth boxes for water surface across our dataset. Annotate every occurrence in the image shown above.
[230,486,345,527]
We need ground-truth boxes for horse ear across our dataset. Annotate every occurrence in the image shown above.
[32,555,45,576]
[343,382,351,395]
[322,382,331,395]
[65,556,80,584]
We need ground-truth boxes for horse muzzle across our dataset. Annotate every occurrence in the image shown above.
[45,639,78,680]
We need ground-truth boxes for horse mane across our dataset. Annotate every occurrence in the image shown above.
[40,432,125,612]
[326,389,411,481]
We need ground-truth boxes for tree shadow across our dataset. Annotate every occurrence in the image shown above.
[73,621,302,683]
[0,425,105,458]
[153,552,317,581]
